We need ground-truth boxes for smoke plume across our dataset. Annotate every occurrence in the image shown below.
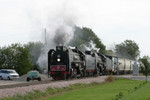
[54,26,74,46]
[36,19,75,72]
[26,1,77,72]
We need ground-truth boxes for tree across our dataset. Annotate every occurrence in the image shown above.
[25,42,44,71]
[115,40,140,60]
[140,56,150,82]
[15,44,33,75]
[0,44,33,75]
[68,26,106,53]
[105,50,116,56]
[0,45,18,69]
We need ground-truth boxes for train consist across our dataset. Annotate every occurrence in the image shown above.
[48,46,140,80]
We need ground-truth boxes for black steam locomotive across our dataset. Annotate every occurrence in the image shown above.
[48,46,139,80]
[48,46,85,80]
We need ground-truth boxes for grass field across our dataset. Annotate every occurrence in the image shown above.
[44,79,149,100]
[122,81,150,100]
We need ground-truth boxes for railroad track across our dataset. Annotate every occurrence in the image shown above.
[0,75,138,90]
[0,80,52,89]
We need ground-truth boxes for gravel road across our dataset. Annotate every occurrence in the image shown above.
[115,75,150,81]
[0,76,107,98]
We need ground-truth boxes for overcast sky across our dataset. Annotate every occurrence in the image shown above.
[0,0,150,57]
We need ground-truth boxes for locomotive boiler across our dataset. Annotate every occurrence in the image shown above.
[85,50,105,76]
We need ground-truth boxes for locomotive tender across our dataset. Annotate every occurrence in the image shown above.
[48,46,139,80]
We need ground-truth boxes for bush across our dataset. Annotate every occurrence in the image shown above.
[115,92,123,100]
[105,73,115,82]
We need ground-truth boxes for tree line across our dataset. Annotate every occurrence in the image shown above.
[0,43,43,75]
[0,26,149,77]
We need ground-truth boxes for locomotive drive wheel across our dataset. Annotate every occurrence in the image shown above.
[64,74,68,80]
[53,77,57,80]
[96,69,100,76]
[27,77,30,82]
[8,76,11,80]
[83,70,87,77]
[0,76,3,80]
[38,77,41,81]
[73,69,77,78]
[99,71,103,76]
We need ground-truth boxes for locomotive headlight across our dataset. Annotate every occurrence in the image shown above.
[57,58,61,62]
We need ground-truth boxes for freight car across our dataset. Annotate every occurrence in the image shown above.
[105,56,136,74]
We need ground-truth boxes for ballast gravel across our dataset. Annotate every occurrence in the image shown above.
[0,76,108,98]
[115,75,150,81]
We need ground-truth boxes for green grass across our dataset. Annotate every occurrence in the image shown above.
[44,79,146,100]
[122,82,150,100]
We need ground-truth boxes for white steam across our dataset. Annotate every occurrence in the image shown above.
[84,40,100,52]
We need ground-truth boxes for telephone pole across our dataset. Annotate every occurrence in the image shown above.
[44,28,47,45]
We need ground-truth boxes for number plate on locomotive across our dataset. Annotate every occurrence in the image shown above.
[50,65,66,71]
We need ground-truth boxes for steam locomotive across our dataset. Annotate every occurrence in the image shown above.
[48,46,139,80]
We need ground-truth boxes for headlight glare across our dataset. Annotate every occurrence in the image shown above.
[57,58,61,62]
